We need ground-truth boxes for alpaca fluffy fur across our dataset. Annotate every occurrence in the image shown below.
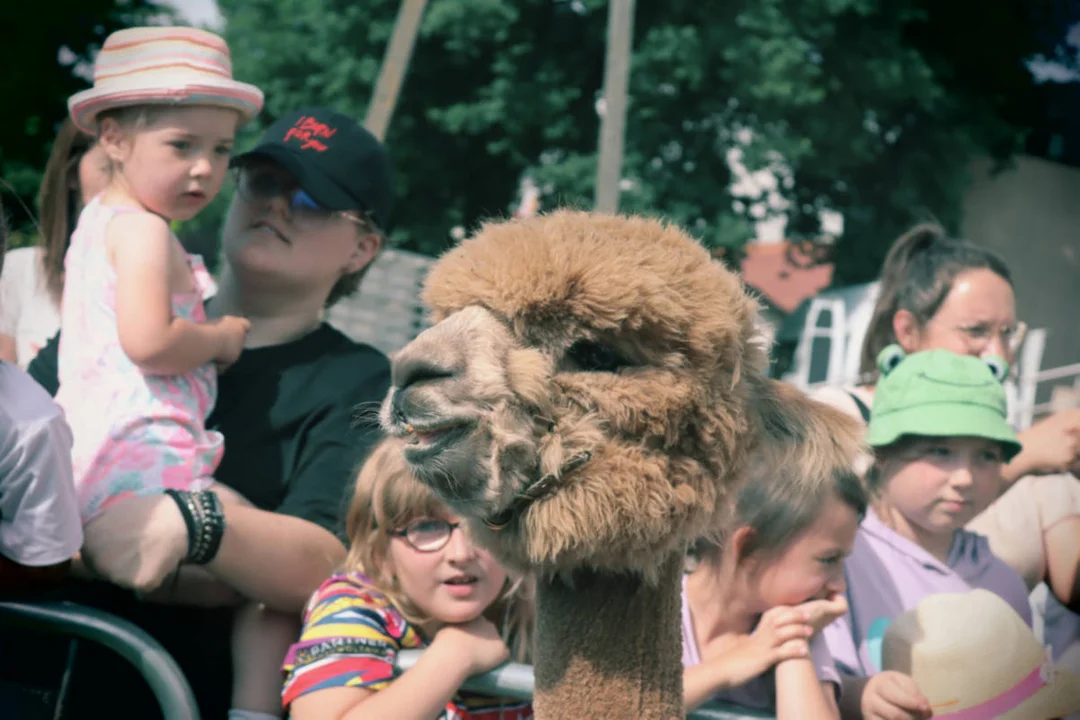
[386,210,864,581]
[380,210,865,719]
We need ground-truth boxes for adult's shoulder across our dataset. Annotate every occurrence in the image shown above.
[0,362,64,426]
[0,247,43,298]
[2,246,43,270]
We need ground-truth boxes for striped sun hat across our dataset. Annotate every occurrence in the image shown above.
[68,26,264,134]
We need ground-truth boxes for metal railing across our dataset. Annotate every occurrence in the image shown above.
[394,649,774,720]
[0,601,199,720]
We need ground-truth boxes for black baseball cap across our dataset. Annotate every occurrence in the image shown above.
[231,107,394,228]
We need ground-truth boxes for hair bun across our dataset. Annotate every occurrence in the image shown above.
[877,344,906,376]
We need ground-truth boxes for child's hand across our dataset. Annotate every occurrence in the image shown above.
[795,593,849,635]
[861,671,932,720]
[212,315,250,372]
[435,615,510,677]
[703,606,812,689]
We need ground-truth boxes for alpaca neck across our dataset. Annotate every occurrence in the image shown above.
[532,554,684,720]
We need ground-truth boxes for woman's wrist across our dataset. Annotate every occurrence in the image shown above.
[1002,448,1032,484]
[164,489,226,565]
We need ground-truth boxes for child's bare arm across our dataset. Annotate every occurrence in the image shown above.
[109,213,235,375]
[288,637,469,720]
[290,617,508,720]
[775,659,839,720]
[233,603,300,715]
[684,606,812,711]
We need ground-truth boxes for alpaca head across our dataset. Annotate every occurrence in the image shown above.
[381,211,863,579]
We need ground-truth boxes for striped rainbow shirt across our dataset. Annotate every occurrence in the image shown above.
[281,571,532,719]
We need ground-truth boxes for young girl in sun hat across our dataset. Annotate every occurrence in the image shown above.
[822,347,1034,720]
[881,588,1080,719]
[58,25,291,720]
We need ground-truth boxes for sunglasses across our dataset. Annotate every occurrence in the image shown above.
[234,167,367,228]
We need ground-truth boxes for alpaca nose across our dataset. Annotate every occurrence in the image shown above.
[390,352,458,425]
[393,357,455,393]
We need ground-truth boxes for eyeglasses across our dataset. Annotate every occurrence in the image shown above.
[234,167,366,228]
[388,517,465,553]
[954,320,1028,359]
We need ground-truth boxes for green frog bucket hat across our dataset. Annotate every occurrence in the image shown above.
[866,345,1023,461]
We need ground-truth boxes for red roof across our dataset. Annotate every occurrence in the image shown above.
[738,242,834,314]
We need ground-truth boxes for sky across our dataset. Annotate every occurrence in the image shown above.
[165,0,223,29]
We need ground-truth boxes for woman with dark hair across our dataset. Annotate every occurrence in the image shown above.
[0,117,109,366]
[813,223,1080,703]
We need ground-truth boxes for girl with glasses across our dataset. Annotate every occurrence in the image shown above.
[283,437,534,720]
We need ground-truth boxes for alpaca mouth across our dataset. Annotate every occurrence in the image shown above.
[403,420,474,461]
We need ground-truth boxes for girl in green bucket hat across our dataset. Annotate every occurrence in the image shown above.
[865,345,1022,461]
[862,346,1023,557]
[822,346,1034,720]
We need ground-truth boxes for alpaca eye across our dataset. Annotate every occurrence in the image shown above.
[566,340,626,372]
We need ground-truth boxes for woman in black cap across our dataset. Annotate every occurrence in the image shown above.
[25,107,396,719]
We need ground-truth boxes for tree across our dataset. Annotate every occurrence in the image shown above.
[0,0,168,241]
[213,0,1071,279]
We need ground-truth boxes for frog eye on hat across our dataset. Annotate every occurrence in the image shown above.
[983,355,1009,383]
[877,344,906,376]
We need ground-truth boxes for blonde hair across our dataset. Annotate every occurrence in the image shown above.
[345,437,534,663]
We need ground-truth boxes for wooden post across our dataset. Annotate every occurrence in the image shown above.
[594,0,636,213]
[365,0,430,142]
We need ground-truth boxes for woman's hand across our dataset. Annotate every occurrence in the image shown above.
[433,615,510,677]
[1010,409,1080,479]
[137,566,245,607]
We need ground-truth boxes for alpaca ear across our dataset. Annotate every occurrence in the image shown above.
[747,377,866,489]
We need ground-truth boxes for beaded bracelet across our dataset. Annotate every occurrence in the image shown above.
[165,489,226,565]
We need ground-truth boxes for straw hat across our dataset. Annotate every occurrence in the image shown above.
[68,26,264,134]
[882,589,1080,719]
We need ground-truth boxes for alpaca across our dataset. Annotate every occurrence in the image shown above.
[380,211,863,719]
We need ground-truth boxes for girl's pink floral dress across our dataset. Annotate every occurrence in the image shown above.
[55,198,223,524]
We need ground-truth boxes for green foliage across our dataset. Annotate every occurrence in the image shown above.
[217,0,1057,279]
[6,0,1064,286]
[0,0,171,234]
